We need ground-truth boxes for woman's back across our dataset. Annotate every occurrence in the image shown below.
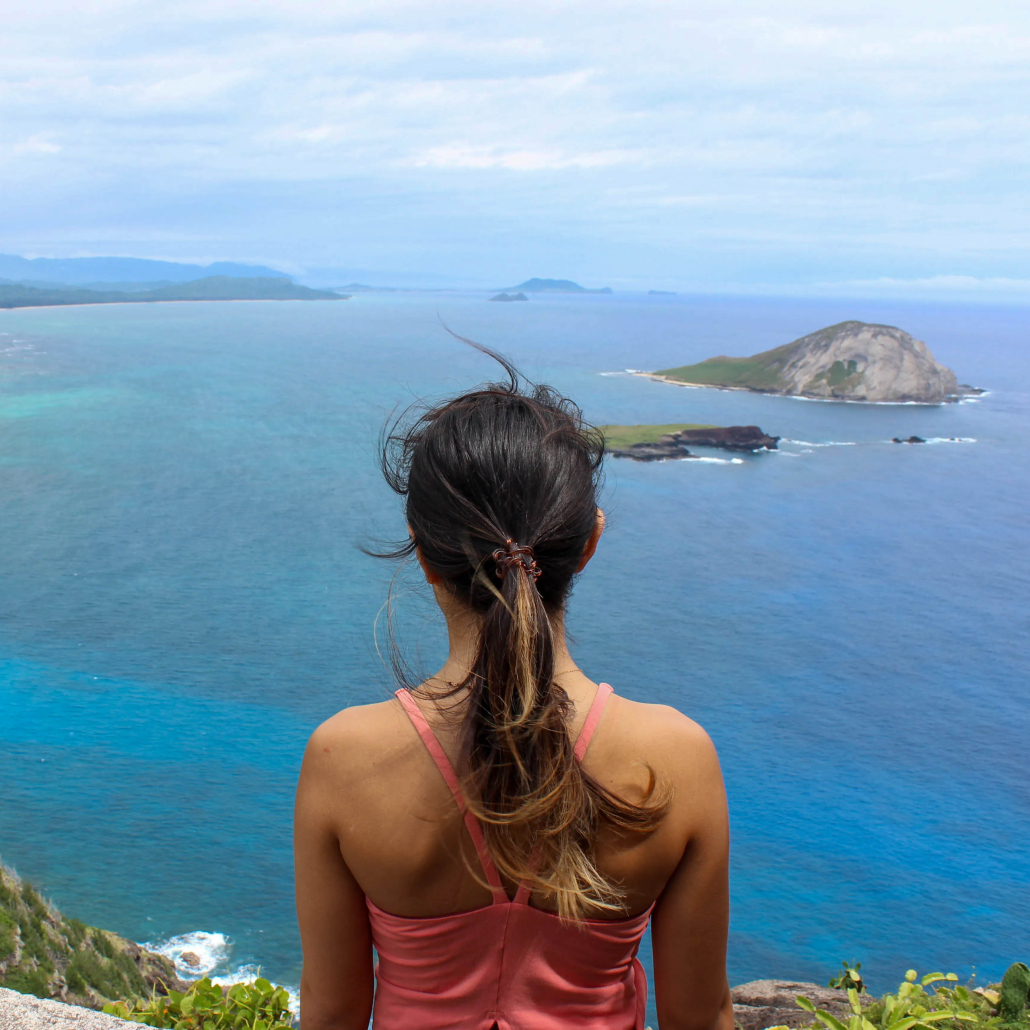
[311,675,710,922]
[293,355,732,1030]
[297,670,730,1030]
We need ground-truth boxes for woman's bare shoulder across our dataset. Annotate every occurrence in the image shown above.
[606,694,721,778]
[302,697,412,783]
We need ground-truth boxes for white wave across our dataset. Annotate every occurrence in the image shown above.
[145,931,300,1020]
[687,456,745,465]
[786,395,940,406]
[145,930,231,979]
[885,437,977,445]
[782,439,857,447]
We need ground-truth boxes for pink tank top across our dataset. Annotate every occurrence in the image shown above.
[366,682,652,1030]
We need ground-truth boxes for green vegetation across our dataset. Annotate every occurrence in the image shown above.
[828,961,867,993]
[776,965,1030,1030]
[104,976,295,1030]
[0,860,296,1026]
[804,358,864,393]
[655,343,796,389]
[0,276,344,309]
[0,860,156,1005]
[599,423,716,448]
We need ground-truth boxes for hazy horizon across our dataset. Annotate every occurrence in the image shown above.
[4,0,1029,302]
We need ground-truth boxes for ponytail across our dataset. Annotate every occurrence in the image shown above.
[377,344,666,921]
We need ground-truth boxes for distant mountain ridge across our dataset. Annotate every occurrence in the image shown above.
[506,278,613,294]
[0,277,344,309]
[0,253,291,285]
[653,321,980,404]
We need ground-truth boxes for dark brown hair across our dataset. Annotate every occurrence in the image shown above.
[378,343,665,920]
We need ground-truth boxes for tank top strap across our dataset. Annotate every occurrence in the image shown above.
[573,682,613,761]
[394,689,507,904]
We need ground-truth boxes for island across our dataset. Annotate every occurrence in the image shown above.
[0,277,347,309]
[645,321,984,404]
[489,292,528,302]
[601,423,779,461]
[503,278,613,294]
[648,289,676,295]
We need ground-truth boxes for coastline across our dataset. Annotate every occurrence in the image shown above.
[0,298,346,313]
[633,370,760,392]
[632,371,978,405]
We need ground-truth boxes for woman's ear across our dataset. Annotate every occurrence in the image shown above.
[409,525,442,585]
[576,508,605,572]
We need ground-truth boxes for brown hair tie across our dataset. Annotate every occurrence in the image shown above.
[491,539,542,581]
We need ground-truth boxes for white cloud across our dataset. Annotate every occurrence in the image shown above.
[408,145,643,171]
[829,275,1030,295]
[12,134,62,155]
[0,0,1028,287]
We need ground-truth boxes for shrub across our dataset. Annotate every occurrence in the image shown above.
[104,976,295,1030]
[65,917,87,950]
[1000,964,1030,1024]
[20,883,50,925]
[828,962,866,994]
[776,965,1030,1030]
[65,946,148,1001]
[1,967,51,999]
[89,930,115,960]
[0,879,18,912]
[17,920,53,974]
[0,910,16,961]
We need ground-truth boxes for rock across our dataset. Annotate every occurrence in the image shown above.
[655,321,978,404]
[0,987,138,1029]
[179,952,201,969]
[673,425,779,451]
[892,436,926,444]
[731,980,865,1030]
[609,441,694,461]
[116,941,189,994]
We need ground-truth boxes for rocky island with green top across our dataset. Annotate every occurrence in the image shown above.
[602,424,779,460]
[645,321,983,404]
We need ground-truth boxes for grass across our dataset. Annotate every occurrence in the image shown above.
[599,423,717,449]
[655,344,795,389]
[0,860,150,1006]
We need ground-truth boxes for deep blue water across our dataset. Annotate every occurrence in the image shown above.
[1,293,1027,1022]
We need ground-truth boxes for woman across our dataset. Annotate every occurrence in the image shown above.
[294,352,732,1030]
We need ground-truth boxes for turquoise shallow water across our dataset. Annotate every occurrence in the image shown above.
[1,294,1028,1022]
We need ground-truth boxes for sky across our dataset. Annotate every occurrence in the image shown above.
[3,0,1029,296]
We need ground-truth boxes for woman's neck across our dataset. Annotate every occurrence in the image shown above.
[426,583,585,697]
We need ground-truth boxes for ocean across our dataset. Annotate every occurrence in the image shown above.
[1,292,1027,1023]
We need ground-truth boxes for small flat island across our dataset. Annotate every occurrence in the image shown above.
[601,424,779,461]
[489,292,528,302]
